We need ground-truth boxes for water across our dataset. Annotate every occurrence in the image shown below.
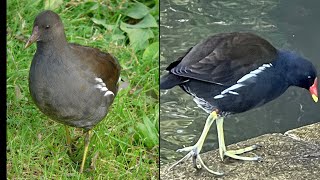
[160,0,320,165]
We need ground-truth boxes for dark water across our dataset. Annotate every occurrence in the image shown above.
[160,0,320,165]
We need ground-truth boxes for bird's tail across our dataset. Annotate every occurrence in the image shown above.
[160,73,187,89]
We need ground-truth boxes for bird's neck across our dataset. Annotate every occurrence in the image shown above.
[36,36,68,52]
[275,50,304,86]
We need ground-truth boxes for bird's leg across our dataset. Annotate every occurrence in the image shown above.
[167,111,223,175]
[80,130,92,173]
[216,117,261,161]
[65,125,73,155]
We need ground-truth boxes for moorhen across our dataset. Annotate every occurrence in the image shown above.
[160,32,318,175]
[26,10,121,173]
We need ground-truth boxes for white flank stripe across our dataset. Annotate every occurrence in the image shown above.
[221,84,244,94]
[101,87,108,92]
[251,69,263,74]
[237,74,256,83]
[182,79,190,83]
[94,77,114,97]
[215,63,273,99]
[104,91,114,96]
[237,63,273,83]
[214,94,224,99]
[95,78,103,83]
[228,91,239,95]
[94,84,103,89]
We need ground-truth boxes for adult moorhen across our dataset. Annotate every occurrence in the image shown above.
[26,10,121,173]
[160,32,318,175]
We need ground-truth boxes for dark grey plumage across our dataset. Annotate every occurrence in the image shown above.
[161,32,317,113]
[160,32,318,175]
[28,10,120,130]
[26,10,121,173]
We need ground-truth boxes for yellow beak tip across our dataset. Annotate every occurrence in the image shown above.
[312,94,318,103]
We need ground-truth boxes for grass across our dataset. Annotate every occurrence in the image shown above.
[7,0,159,179]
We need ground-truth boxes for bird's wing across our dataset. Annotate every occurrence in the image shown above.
[170,32,277,86]
[69,43,121,95]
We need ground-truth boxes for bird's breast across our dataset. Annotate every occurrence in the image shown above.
[28,52,112,126]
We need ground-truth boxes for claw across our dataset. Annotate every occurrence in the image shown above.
[253,144,262,149]
[256,156,263,161]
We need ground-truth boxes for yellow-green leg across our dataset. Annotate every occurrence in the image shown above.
[167,111,223,175]
[80,130,92,173]
[216,117,261,161]
[65,126,72,155]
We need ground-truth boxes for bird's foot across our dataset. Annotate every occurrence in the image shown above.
[222,144,262,161]
[167,145,224,175]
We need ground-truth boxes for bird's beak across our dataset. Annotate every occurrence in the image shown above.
[25,26,39,49]
[309,77,318,102]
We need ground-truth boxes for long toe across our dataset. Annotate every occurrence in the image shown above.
[167,151,193,172]
[227,144,261,155]
[224,151,262,161]
[167,146,223,175]
[167,145,200,171]
[197,155,224,175]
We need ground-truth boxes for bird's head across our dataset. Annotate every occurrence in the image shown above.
[25,10,65,48]
[283,51,318,102]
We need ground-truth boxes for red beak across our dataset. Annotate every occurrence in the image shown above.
[309,77,318,102]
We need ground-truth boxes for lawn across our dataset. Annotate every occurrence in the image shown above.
[7,0,159,179]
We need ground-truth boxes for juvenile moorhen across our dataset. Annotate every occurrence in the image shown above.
[26,10,121,173]
[160,32,318,175]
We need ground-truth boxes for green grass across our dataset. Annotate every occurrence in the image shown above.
[7,0,159,179]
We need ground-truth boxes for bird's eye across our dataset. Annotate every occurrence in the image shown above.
[307,75,311,79]
[45,25,50,29]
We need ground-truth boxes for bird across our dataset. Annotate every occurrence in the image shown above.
[25,10,121,173]
[160,32,318,175]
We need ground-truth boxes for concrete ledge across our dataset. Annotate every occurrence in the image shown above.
[160,123,320,180]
